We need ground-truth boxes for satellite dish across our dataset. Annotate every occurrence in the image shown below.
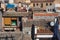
[50,21,55,26]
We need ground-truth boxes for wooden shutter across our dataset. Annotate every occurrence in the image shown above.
[4,18,11,25]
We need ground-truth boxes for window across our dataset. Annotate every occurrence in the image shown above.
[4,18,17,26]
[4,0,9,3]
[33,3,35,7]
[50,3,52,5]
[4,18,11,26]
[53,9,56,12]
[46,3,48,6]
[11,20,17,26]
[47,9,55,12]
[11,18,17,26]
[36,3,38,6]
[50,9,51,11]
[41,3,43,8]
[21,5,23,7]
[48,9,49,11]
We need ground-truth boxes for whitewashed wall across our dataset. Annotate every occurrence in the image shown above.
[55,4,60,12]
[9,0,14,4]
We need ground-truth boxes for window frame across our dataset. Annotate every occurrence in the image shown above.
[11,20,17,26]
[4,17,17,26]
[36,3,38,6]
[46,3,48,6]
[41,3,43,8]
[4,18,11,26]
[50,3,52,6]
[33,3,35,7]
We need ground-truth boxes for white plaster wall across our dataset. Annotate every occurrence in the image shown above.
[55,4,60,7]
[35,26,37,34]
[9,0,14,4]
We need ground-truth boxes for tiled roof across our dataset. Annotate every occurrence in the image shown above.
[22,19,48,27]
[30,0,55,3]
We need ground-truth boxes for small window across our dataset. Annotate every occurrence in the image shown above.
[41,3,43,8]
[11,20,17,26]
[33,3,35,7]
[46,3,48,6]
[4,18,11,26]
[50,9,51,11]
[21,5,23,7]
[37,3,38,6]
[53,9,55,12]
[48,9,49,11]
[50,3,52,5]
[4,0,9,3]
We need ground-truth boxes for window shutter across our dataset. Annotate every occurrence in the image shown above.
[4,18,11,25]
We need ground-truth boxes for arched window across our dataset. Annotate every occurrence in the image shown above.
[50,3,52,6]
[36,3,38,6]
[33,3,35,7]
[46,3,48,6]
[41,3,43,8]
